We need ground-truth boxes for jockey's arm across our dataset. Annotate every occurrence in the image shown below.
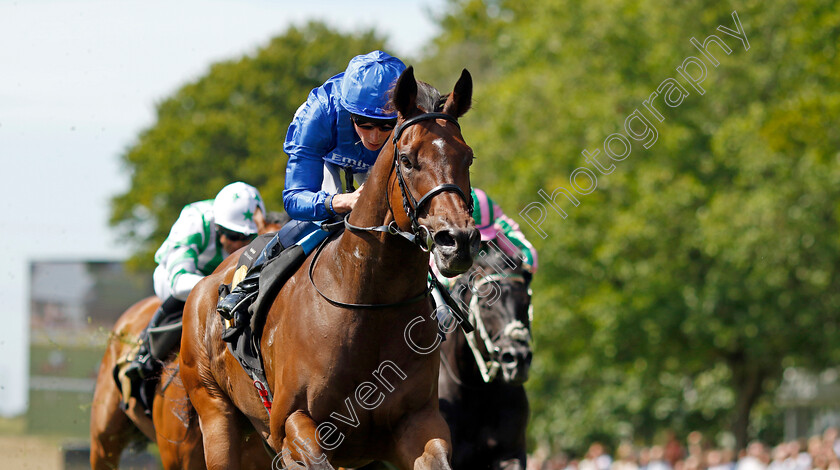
[154,208,208,301]
[282,89,338,221]
[167,254,204,300]
[283,153,334,221]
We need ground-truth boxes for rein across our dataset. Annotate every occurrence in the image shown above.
[308,229,434,309]
[308,111,471,310]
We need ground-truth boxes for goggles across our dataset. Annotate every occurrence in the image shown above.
[351,114,396,132]
[216,225,256,242]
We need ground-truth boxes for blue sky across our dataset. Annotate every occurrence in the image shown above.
[0,0,443,416]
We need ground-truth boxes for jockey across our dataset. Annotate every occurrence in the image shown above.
[123,181,265,383]
[470,187,537,274]
[217,50,406,318]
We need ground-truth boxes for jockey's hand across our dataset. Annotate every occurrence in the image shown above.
[331,183,365,213]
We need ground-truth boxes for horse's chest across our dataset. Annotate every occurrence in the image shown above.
[307,361,430,442]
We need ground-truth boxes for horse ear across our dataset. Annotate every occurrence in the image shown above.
[442,69,472,118]
[393,66,418,117]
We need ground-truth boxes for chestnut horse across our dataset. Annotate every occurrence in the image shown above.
[89,209,284,470]
[180,66,478,470]
[438,242,533,469]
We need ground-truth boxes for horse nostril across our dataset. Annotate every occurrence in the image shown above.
[501,351,516,364]
[469,228,480,247]
[434,230,456,248]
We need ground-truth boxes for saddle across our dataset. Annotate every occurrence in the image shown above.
[218,224,342,413]
[219,233,302,342]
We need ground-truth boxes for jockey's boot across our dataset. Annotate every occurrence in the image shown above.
[217,232,282,321]
[122,305,167,384]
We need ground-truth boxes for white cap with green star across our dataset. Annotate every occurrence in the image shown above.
[213,181,266,235]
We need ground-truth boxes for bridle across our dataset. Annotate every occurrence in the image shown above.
[445,271,532,383]
[343,112,473,252]
[392,112,473,250]
[310,111,474,310]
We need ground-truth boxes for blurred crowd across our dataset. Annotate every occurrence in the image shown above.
[529,428,840,470]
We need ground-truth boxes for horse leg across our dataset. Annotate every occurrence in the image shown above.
[391,408,452,470]
[270,410,335,470]
[90,398,135,469]
[180,355,243,470]
[190,390,244,470]
[154,377,206,470]
[90,367,141,469]
[241,432,275,470]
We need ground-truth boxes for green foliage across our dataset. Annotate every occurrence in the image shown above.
[423,0,840,454]
[110,3,840,457]
[110,22,387,269]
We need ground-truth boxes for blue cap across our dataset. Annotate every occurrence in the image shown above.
[339,51,406,120]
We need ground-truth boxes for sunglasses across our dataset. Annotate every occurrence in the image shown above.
[216,225,255,242]
[351,115,396,132]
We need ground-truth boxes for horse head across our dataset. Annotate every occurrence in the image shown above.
[388,66,479,276]
[455,242,534,385]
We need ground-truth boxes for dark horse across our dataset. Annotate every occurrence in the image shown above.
[180,66,478,470]
[438,242,533,469]
[89,209,283,469]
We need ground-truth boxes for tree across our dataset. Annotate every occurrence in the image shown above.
[110,22,387,269]
[422,0,840,453]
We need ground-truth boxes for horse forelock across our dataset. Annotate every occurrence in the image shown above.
[384,79,441,116]
[416,80,442,113]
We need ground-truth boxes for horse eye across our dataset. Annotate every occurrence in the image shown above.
[400,155,412,169]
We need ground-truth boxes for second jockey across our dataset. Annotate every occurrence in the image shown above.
[120,182,265,397]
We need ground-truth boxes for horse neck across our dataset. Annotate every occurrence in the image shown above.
[334,139,429,301]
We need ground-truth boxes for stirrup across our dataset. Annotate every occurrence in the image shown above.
[117,354,152,404]
[230,291,258,318]
[218,290,257,318]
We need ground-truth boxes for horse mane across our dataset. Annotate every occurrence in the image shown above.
[416,81,459,114]
[477,241,525,274]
